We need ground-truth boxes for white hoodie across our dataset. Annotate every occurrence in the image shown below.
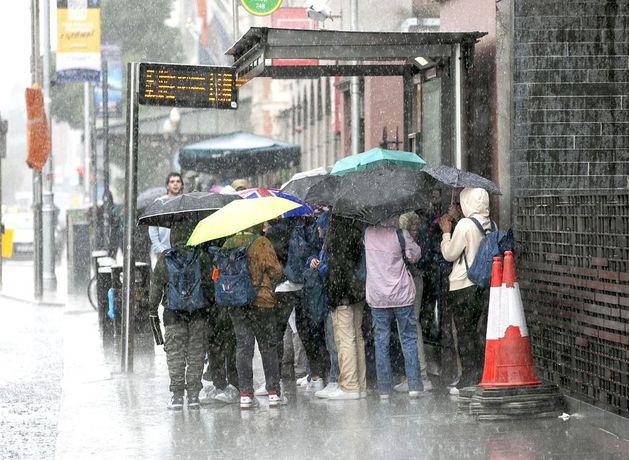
[440,187,492,291]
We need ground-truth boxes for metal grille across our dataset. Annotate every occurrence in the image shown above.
[514,192,629,416]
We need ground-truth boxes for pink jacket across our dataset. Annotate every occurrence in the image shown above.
[364,224,421,308]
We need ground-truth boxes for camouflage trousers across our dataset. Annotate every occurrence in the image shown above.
[164,314,208,395]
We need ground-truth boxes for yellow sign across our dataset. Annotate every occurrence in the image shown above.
[56,0,101,82]
[57,7,101,53]
[1,229,13,258]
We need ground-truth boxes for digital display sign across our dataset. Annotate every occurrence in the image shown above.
[138,63,238,109]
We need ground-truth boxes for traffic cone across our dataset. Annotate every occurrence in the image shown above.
[479,256,503,386]
[479,251,541,387]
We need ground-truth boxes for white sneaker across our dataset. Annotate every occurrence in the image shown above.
[449,386,460,396]
[394,379,408,393]
[297,375,310,388]
[379,393,390,400]
[327,387,360,400]
[239,394,260,409]
[315,382,338,399]
[199,385,222,405]
[409,390,426,399]
[215,384,240,404]
[307,378,324,392]
[254,384,268,396]
[268,392,288,407]
[422,378,434,392]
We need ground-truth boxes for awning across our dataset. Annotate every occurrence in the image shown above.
[178,131,301,177]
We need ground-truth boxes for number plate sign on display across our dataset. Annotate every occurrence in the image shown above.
[240,0,283,16]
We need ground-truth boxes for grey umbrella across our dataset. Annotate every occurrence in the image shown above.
[137,187,166,210]
[137,192,241,227]
[421,165,501,195]
[305,165,435,225]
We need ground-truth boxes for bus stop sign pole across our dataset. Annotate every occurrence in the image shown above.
[121,62,139,373]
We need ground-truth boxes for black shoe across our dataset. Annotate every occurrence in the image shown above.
[188,394,200,410]
[168,393,184,410]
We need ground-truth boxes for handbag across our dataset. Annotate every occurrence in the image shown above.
[396,229,422,278]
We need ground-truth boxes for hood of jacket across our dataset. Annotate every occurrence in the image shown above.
[169,220,196,248]
[460,187,489,219]
[316,211,329,241]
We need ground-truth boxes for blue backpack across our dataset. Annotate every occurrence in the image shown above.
[210,237,258,307]
[163,248,205,312]
[284,221,316,284]
[463,217,515,288]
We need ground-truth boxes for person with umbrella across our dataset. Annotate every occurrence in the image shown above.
[148,218,212,410]
[438,187,492,395]
[148,172,184,266]
[364,215,425,399]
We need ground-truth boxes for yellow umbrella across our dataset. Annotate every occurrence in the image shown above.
[187,196,301,246]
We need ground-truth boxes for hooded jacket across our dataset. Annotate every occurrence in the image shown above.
[148,220,212,322]
[440,187,492,291]
[364,216,421,308]
[223,232,283,308]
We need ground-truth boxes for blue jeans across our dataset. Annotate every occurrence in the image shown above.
[371,306,423,394]
[325,312,339,383]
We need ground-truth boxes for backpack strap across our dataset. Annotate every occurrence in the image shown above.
[396,229,414,274]
[458,217,495,269]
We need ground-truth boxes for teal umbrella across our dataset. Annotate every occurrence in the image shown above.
[330,147,426,176]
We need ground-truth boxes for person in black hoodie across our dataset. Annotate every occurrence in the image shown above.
[324,214,367,400]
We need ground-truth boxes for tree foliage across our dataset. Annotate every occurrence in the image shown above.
[51,0,184,128]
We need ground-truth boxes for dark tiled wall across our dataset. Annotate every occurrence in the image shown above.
[513,0,629,417]
[513,0,629,194]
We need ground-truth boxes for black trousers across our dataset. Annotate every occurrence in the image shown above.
[440,285,487,387]
[295,303,329,381]
[206,306,238,390]
[229,306,280,396]
[274,291,298,381]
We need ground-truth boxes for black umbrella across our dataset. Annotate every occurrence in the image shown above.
[137,187,166,210]
[137,192,241,227]
[421,165,501,195]
[280,174,329,201]
[305,165,436,225]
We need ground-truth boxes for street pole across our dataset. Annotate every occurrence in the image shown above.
[0,113,6,290]
[42,0,57,291]
[121,62,139,373]
[232,0,239,41]
[350,0,361,155]
[89,83,98,247]
[102,60,111,252]
[83,82,91,202]
[31,0,44,300]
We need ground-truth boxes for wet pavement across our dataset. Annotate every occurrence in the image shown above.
[1,259,628,459]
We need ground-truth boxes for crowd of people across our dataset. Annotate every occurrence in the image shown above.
[147,173,494,410]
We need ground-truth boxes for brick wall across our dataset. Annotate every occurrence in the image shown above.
[513,0,629,416]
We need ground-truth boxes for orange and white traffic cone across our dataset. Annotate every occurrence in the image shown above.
[479,251,541,387]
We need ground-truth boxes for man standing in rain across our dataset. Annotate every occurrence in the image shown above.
[438,187,491,394]
[325,215,367,400]
[364,216,424,399]
[148,219,211,410]
[148,173,184,266]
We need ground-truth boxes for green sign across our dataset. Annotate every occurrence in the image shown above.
[240,0,282,16]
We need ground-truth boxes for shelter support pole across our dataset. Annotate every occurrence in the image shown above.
[350,0,361,155]
[453,44,464,170]
[402,68,414,152]
[102,60,112,251]
[121,62,139,373]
